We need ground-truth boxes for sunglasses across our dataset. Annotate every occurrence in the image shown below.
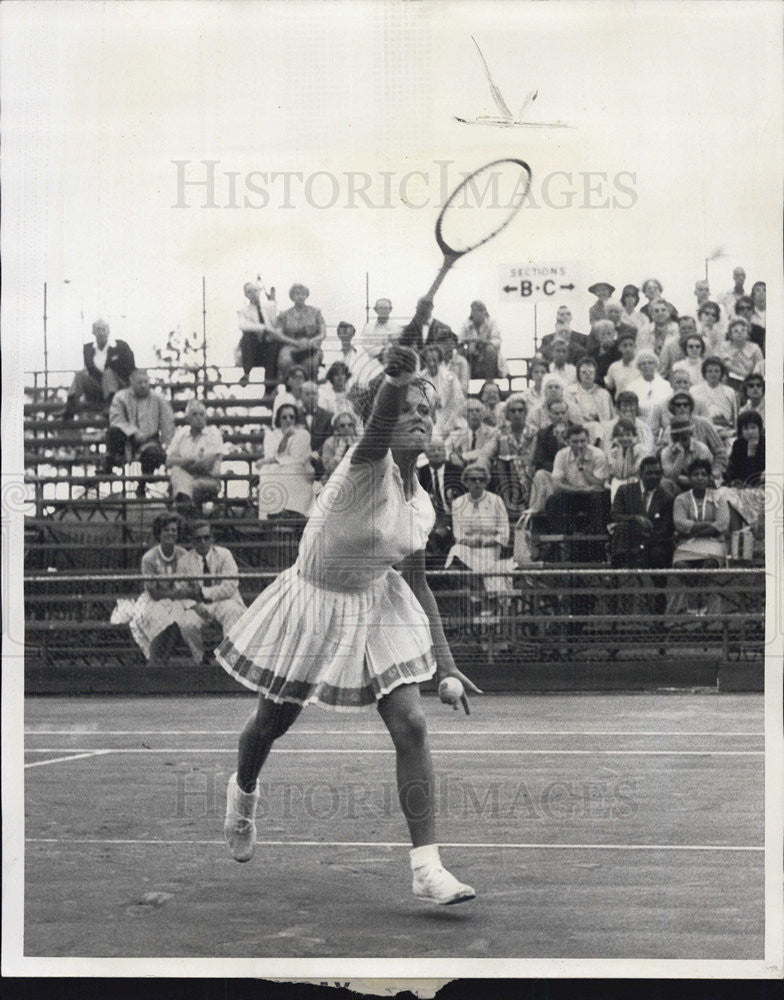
[465,476,487,483]
[507,406,525,412]
[194,534,211,541]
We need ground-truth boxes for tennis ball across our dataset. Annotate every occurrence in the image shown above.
[438,676,464,705]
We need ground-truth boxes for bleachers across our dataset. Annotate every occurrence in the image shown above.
[20,357,765,693]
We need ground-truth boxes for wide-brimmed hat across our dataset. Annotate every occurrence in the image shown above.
[588,282,615,296]
[669,416,695,435]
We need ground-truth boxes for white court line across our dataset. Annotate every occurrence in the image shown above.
[25,837,763,853]
[24,750,114,769]
[24,748,764,757]
[24,729,765,737]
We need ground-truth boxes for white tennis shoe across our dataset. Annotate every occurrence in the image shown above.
[412,865,475,905]
[224,772,258,863]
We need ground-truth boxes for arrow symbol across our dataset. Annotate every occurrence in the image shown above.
[559,283,575,291]
[502,284,518,293]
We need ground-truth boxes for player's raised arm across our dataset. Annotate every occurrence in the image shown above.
[352,344,420,465]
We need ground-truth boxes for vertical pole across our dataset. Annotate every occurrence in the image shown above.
[704,258,709,283]
[43,281,49,395]
[365,271,370,324]
[201,275,208,398]
[533,301,539,355]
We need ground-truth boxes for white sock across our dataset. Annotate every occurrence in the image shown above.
[410,844,441,871]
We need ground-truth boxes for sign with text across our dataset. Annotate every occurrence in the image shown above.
[499,262,581,303]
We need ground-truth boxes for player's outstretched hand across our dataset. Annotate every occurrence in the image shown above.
[384,344,419,380]
[438,669,483,715]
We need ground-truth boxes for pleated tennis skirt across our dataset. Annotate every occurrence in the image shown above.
[215,565,436,710]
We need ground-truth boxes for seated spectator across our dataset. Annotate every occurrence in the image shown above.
[334,321,383,390]
[604,299,638,341]
[526,413,571,514]
[478,380,505,426]
[62,319,135,420]
[458,300,508,379]
[495,394,535,519]
[527,375,567,434]
[446,398,500,472]
[657,315,698,381]
[726,410,765,487]
[603,418,647,500]
[638,298,678,357]
[166,399,224,515]
[659,416,714,495]
[604,330,639,400]
[539,305,588,364]
[321,410,361,481]
[620,284,651,338]
[358,297,403,360]
[417,438,460,564]
[420,343,465,437]
[318,361,353,415]
[106,369,175,493]
[750,281,766,349]
[627,351,672,428]
[545,423,611,560]
[549,338,577,385]
[739,373,765,425]
[639,278,678,322]
[607,390,657,454]
[587,281,614,324]
[564,356,614,444]
[690,357,738,441]
[435,330,470,394]
[717,266,747,327]
[275,283,326,380]
[177,521,247,664]
[662,392,727,479]
[255,402,316,525]
[720,317,764,392]
[671,458,730,615]
[609,456,674,571]
[299,381,334,458]
[585,319,621,386]
[236,279,279,388]
[445,461,514,605]
[671,331,706,386]
[733,295,764,352]
[271,365,308,420]
[128,513,192,667]
[522,357,549,413]
[719,410,765,544]
[697,300,725,354]
[399,297,451,351]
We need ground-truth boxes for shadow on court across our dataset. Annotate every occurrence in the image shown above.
[23,693,764,959]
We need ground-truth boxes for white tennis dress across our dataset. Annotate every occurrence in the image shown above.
[216,447,437,710]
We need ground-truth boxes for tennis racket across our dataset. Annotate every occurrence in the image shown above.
[424,158,531,300]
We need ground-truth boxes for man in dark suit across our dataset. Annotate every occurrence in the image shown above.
[417,439,462,564]
[538,305,588,364]
[609,456,674,569]
[62,319,135,419]
[299,381,334,478]
[399,297,452,351]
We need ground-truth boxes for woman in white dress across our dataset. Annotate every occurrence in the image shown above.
[445,461,514,600]
[318,361,354,415]
[565,356,613,444]
[217,345,479,905]
[129,513,191,666]
[671,334,706,387]
[690,357,738,443]
[255,403,315,523]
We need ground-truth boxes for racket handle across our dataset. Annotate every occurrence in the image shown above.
[424,253,460,301]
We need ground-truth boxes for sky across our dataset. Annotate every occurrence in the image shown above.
[2,0,782,377]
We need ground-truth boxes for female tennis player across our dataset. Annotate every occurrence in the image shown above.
[216,344,481,905]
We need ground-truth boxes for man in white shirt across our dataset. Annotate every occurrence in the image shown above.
[237,279,279,387]
[335,321,383,389]
[546,424,611,560]
[718,266,747,321]
[358,298,403,360]
[63,319,136,419]
[178,521,247,664]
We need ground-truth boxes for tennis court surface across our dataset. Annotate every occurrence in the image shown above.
[24,692,763,959]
